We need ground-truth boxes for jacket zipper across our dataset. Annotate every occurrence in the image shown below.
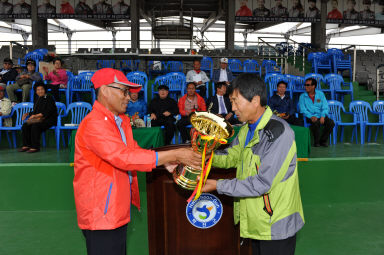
[104,182,113,215]
[256,163,273,223]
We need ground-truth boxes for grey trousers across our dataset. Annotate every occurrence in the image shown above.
[6,82,32,102]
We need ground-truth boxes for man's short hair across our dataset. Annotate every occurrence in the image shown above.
[277,81,288,88]
[305,78,317,88]
[231,73,267,106]
[186,82,196,88]
[3,57,13,65]
[215,82,227,91]
[193,59,201,64]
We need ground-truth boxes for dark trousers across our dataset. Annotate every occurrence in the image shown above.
[82,224,128,255]
[47,84,59,101]
[21,122,51,149]
[151,117,176,145]
[176,116,191,143]
[307,116,335,145]
[197,85,206,99]
[252,234,296,255]
[285,115,303,126]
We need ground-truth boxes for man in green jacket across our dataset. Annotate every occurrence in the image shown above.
[202,73,304,255]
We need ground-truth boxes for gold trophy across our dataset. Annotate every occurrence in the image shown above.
[173,111,234,200]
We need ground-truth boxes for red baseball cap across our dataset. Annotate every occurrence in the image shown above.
[91,68,142,93]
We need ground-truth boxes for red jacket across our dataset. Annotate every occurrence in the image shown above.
[178,93,207,117]
[74,100,156,230]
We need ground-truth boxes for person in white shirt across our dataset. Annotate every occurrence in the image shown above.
[212,58,234,85]
[186,59,210,99]
[0,86,12,127]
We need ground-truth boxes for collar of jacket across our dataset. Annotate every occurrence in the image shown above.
[244,106,273,148]
[93,100,127,122]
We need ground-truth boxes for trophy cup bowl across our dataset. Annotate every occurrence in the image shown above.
[173,112,234,190]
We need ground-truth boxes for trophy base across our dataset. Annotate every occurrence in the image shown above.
[173,164,201,190]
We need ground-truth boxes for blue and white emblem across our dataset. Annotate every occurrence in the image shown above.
[186,193,223,229]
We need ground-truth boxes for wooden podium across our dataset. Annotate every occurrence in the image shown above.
[147,146,252,255]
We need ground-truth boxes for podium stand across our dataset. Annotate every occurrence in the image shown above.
[147,145,252,255]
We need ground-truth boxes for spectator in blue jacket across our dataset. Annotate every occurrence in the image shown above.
[212,58,234,86]
[126,91,146,119]
[299,78,335,147]
[269,81,302,126]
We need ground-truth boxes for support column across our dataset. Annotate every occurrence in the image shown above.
[130,0,140,52]
[31,0,48,49]
[311,0,327,50]
[225,0,235,50]
[67,32,73,54]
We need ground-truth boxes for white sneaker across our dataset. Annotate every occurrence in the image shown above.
[11,102,17,107]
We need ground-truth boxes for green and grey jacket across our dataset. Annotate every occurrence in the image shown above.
[213,107,304,240]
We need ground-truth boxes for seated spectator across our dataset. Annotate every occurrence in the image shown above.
[299,78,335,147]
[212,58,233,85]
[148,85,179,145]
[42,58,68,102]
[6,59,42,104]
[0,86,12,127]
[206,82,240,125]
[126,91,146,127]
[0,58,18,90]
[177,82,206,143]
[186,59,210,99]
[19,82,57,153]
[269,81,303,126]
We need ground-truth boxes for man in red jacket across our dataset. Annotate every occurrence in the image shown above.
[74,68,201,255]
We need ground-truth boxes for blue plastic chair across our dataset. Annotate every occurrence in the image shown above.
[327,100,357,144]
[201,57,213,78]
[367,101,384,142]
[265,73,287,99]
[166,61,183,73]
[42,102,66,148]
[120,60,140,73]
[324,73,353,102]
[67,72,95,106]
[96,60,116,70]
[309,52,332,74]
[55,102,92,150]
[349,100,372,144]
[243,59,261,77]
[228,59,243,77]
[165,72,186,100]
[148,60,166,79]
[262,60,282,75]
[126,71,148,103]
[0,102,33,148]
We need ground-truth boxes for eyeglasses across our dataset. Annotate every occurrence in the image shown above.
[304,83,314,87]
[107,85,130,96]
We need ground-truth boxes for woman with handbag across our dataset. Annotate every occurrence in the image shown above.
[18,82,57,153]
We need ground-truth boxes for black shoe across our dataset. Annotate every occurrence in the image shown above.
[320,143,328,147]
[314,143,320,147]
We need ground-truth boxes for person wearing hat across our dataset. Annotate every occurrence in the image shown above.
[0,58,18,90]
[271,0,288,17]
[305,0,320,18]
[206,82,240,125]
[7,59,42,103]
[186,59,210,99]
[19,82,57,153]
[360,0,375,20]
[212,58,233,86]
[125,90,147,127]
[148,85,179,145]
[327,0,342,19]
[343,0,358,19]
[73,68,201,255]
[0,86,12,127]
